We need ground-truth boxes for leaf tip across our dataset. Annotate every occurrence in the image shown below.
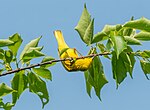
[39,36,42,39]
[84,3,87,9]
[116,83,119,89]
[98,96,102,101]
[92,18,95,23]
[130,75,133,79]
[130,16,134,21]
[145,74,150,80]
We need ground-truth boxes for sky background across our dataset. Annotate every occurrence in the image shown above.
[0,0,150,110]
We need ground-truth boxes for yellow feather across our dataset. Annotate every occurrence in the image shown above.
[54,30,69,51]
[54,30,92,71]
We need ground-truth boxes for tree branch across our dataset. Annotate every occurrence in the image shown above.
[0,52,111,77]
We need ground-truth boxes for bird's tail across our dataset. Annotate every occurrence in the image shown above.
[54,30,69,51]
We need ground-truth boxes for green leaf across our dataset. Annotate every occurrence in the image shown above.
[116,24,122,30]
[93,56,108,100]
[41,56,56,68]
[92,32,107,43]
[144,50,150,58]
[29,46,43,51]
[20,36,42,61]
[86,49,108,100]
[0,69,4,75]
[134,32,150,41]
[124,17,150,32]
[97,43,110,59]
[8,33,23,56]
[0,99,14,110]
[11,70,28,104]
[4,50,13,71]
[124,36,141,45]
[93,56,108,99]
[137,50,150,58]
[140,60,150,79]
[0,49,4,60]
[75,4,94,45]
[119,52,134,78]
[111,51,127,87]
[28,72,49,108]
[97,43,105,52]
[123,28,135,36]
[140,60,150,74]
[102,25,116,34]
[106,39,113,51]
[0,83,16,97]
[84,71,92,97]
[121,53,132,78]
[83,19,94,45]
[4,50,13,63]
[5,63,12,71]
[22,49,45,63]
[33,68,52,80]
[75,4,91,38]
[59,48,69,57]
[124,46,136,77]
[102,24,122,35]
[123,16,135,36]
[0,39,14,47]
[3,102,14,110]
[0,98,4,108]
[111,36,127,58]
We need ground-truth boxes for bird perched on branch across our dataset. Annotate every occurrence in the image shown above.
[54,30,93,71]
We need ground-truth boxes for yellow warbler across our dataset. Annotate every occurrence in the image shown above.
[54,30,92,71]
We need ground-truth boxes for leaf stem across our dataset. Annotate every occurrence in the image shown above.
[15,57,19,68]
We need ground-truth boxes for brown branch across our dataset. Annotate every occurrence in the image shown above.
[0,52,111,77]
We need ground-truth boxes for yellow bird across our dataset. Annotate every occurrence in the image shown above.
[54,30,92,71]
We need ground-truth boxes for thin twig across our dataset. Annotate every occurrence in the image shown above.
[0,52,111,77]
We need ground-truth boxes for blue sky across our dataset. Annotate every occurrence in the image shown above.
[0,0,150,110]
